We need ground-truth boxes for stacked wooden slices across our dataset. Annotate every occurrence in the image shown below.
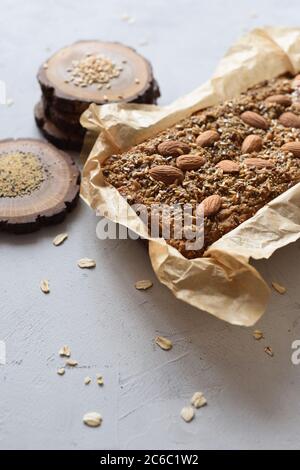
[35,40,160,150]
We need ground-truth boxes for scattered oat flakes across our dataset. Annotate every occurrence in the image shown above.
[84,376,92,385]
[253,330,264,340]
[65,359,78,367]
[191,392,207,409]
[139,40,149,47]
[96,374,104,386]
[57,368,65,376]
[181,406,195,423]
[53,233,68,246]
[40,279,50,294]
[135,280,153,290]
[272,282,286,295]
[155,336,173,351]
[264,346,274,357]
[77,258,96,269]
[59,345,71,357]
[83,412,102,428]
[43,62,49,69]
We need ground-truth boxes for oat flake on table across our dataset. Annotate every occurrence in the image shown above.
[53,233,68,246]
[272,282,286,294]
[181,406,195,423]
[40,279,50,294]
[135,280,153,290]
[155,336,173,351]
[264,346,274,357]
[96,374,104,386]
[191,392,207,409]
[65,359,78,367]
[253,330,264,340]
[59,345,71,357]
[77,258,96,269]
[83,412,102,428]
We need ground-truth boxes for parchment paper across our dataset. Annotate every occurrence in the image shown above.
[81,27,300,326]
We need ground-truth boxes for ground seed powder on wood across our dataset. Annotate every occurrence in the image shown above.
[0,152,45,198]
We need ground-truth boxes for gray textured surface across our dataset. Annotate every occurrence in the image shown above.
[1,0,300,450]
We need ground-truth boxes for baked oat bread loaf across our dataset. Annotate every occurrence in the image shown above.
[102,74,300,259]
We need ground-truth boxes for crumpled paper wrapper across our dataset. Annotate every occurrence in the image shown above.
[80,27,300,326]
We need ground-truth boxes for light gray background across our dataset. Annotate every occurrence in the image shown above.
[0,0,300,450]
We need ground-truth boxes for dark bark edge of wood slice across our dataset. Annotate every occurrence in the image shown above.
[34,102,84,151]
[0,138,81,234]
[41,96,85,135]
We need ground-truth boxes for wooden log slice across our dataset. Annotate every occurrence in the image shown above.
[38,40,160,114]
[42,96,84,135]
[34,101,84,151]
[0,139,80,233]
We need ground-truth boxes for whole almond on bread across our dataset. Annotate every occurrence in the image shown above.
[199,194,222,217]
[157,140,190,157]
[196,130,220,147]
[241,134,263,154]
[241,111,269,130]
[281,142,300,158]
[216,160,240,173]
[176,154,206,170]
[279,112,300,129]
[149,165,184,184]
[265,94,292,107]
[244,157,274,169]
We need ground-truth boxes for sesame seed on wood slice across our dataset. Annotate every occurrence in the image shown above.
[37,40,160,115]
[0,139,80,234]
